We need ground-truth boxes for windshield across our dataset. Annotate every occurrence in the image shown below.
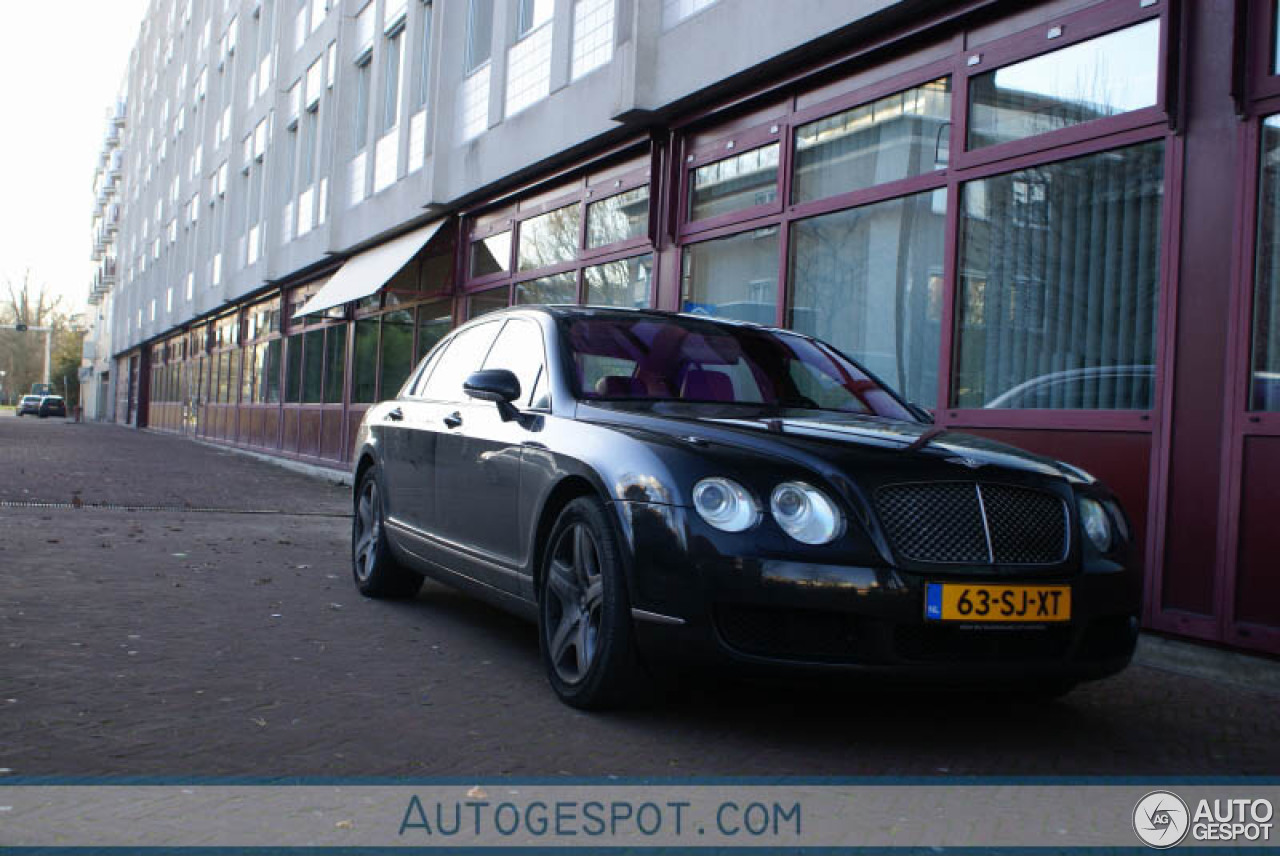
[562,313,913,419]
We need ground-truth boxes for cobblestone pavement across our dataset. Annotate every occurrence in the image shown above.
[1,412,1277,777]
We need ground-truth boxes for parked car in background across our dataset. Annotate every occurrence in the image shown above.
[351,307,1140,709]
[37,396,66,419]
[16,395,42,416]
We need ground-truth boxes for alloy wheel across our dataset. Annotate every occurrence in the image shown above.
[544,522,605,684]
[353,479,381,582]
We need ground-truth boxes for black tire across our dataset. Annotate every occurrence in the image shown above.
[538,496,645,710]
[351,468,423,598]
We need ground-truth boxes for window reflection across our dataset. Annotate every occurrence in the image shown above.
[681,227,779,325]
[352,319,379,404]
[469,230,511,278]
[1251,116,1280,411]
[379,309,415,398]
[518,204,581,271]
[968,19,1159,150]
[587,186,649,248]
[955,141,1165,409]
[416,299,454,361]
[517,271,577,304]
[689,142,779,221]
[585,254,652,307]
[469,287,509,318]
[793,78,951,203]
[788,191,946,407]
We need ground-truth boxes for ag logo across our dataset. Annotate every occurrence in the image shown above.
[1134,790,1190,848]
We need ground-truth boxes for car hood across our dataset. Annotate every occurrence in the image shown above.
[576,401,1086,484]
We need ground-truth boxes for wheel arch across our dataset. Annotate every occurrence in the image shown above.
[530,475,635,604]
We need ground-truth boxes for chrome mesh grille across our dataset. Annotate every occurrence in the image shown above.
[875,482,1068,566]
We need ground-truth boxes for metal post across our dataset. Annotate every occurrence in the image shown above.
[43,328,52,387]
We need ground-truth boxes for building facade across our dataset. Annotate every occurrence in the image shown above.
[84,97,128,421]
[87,0,1280,657]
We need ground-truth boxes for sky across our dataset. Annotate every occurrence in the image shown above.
[0,0,151,320]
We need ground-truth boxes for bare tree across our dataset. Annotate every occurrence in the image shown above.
[0,270,78,404]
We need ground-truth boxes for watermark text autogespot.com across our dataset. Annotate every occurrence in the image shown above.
[398,795,802,840]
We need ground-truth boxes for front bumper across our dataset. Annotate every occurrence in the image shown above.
[613,501,1141,684]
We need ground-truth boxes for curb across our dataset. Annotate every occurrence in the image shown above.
[144,429,353,486]
[1135,633,1280,696]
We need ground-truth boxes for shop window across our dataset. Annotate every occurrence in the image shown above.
[516,271,577,304]
[468,287,508,318]
[793,78,950,204]
[352,319,379,403]
[967,19,1160,151]
[518,204,581,271]
[323,326,348,403]
[285,334,304,402]
[689,143,779,222]
[586,186,648,248]
[470,230,511,278]
[788,191,946,407]
[681,226,779,324]
[302,329,325,403]
[380,309,415,397]
[953,140,1165,409]
[416,299,453,361]
[585,253,652,307]
[259,339,282,403]
[1251,116,1280,411]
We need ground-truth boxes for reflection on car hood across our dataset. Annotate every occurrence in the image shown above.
[578,401,1081,482]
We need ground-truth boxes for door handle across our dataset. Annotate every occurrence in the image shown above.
[443,411,463,429]
[386,407,403,422]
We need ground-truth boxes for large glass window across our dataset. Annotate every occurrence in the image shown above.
[417,299,453,361]
[587,186,648,248]
[518,204,581,271]
[382,28,404,133]
[302,329,325,403]
[352,319,379,403]
[793,78,951,204]
[689,143,779,222]
[1252,116,1280,411]
[470,230,511,277]
[285,333,304,402]
[968,19,1160,150]
[323,326,347,403]
[517,272,577,304]
[789,191,946,407]
[586,254,652,307]
[260,339,282,403]
[380,309,415,397]
[954,141,1165,409]
[468,287,508,318]
[681,227,779,325]
[354,56,372,149]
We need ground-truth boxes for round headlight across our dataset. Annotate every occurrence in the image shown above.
[1079,497,1112,552]
[692,477,760,532]
[770,481,845,545]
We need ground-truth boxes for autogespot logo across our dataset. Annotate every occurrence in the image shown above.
[1134,791,1190,849]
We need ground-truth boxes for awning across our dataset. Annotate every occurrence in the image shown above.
[292,218,446,318]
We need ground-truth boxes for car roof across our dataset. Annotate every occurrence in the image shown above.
[479,304,793,335]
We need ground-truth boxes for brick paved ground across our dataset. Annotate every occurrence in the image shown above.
[1,412,1277,777]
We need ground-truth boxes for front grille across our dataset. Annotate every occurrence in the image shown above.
[715,604,862,661]
[876,482,1068,566]
[892,625,1071,663]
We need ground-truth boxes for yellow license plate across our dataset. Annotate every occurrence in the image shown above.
[924,583,1070,622]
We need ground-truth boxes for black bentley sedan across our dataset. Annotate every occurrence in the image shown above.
[351,307,1139,708]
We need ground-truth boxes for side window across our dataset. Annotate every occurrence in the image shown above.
[404,346,444,398]
[483,318,550,409]
[420,322,501,402]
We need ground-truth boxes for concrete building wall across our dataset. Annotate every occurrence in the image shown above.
[102,0,902,357]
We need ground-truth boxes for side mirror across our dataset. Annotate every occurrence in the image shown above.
[464,369,521,420]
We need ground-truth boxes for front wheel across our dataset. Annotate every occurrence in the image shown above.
[538,496,645,709]
[351,468,422,599]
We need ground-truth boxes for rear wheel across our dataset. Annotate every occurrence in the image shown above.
[538,496,644,709]
[352,468,422,598]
